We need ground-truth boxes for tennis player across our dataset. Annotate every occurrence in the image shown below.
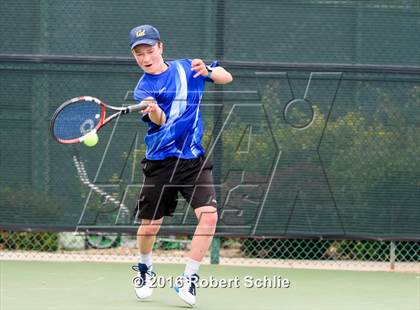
[129,25,233,306]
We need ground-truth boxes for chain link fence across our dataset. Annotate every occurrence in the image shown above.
[1,232,418,272]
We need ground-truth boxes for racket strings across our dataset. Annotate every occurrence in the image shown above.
[53,100,102,140]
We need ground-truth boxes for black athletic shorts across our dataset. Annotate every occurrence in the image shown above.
[133,156,217,220]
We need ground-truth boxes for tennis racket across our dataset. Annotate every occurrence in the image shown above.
[49,96,148,144]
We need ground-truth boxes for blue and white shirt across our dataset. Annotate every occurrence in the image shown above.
[133,59,217,160]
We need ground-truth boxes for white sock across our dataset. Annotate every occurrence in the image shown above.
[184,258,200,277]
[139,252,153,269]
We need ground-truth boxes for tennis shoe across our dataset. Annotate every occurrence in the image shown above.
[174,273,199,306]
[132,263,155,299]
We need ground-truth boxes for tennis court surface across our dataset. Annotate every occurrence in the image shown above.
[1,260,419,310]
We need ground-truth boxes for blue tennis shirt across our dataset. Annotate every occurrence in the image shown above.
[133,59,217,160]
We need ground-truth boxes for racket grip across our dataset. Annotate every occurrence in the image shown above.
[127,102,148,113]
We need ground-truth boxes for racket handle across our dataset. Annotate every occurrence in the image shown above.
[126,102,148,113]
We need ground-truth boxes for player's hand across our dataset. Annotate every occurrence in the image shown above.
[141,97,158,114]
[140,97,166,125]
[191,59,209,78]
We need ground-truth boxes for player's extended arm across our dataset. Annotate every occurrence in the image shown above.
[209,66,233,84]
[141,97,166,125]
[191,59,233,84]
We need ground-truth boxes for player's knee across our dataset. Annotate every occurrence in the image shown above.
[199,211,218,227]
[139,219,162,236]
[139,224,160,236]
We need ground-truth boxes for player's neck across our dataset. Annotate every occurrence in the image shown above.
[155,61,169,74]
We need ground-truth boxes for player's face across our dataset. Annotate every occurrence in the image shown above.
[132,43,165,74]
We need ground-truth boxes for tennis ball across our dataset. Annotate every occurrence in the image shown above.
[83,132,98,147]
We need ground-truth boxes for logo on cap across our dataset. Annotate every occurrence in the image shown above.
[136,29,145,37]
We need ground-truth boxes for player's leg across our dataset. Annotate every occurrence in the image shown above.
[175,157,218,306]
[175,206,218,306]
[189,205,218,263]
[132,158,179,300]
[133,217,163,300]
[137,217,164,268]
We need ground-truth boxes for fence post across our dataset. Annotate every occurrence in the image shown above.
[390,241,396,270]
[32,1,50,194]
[210,0,225,265]
[211,238,220,264]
